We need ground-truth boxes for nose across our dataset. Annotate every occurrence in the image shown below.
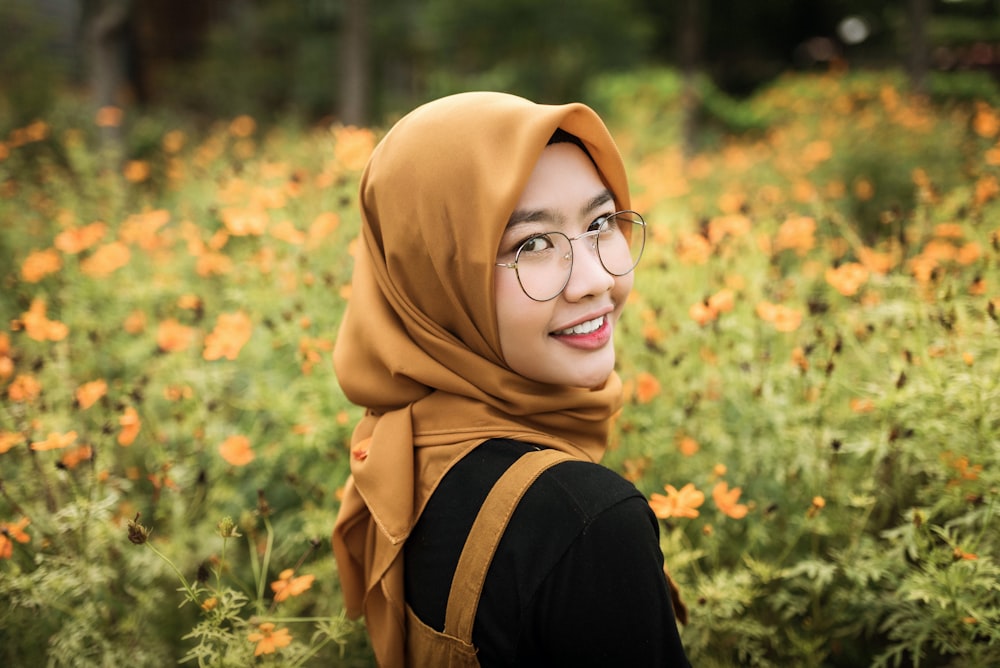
[562,236,614,301]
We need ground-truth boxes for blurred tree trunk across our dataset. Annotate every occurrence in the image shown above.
[907,0,930,94]
[678,0,702,158]
[338,0,369,126]
[81,0,133,149]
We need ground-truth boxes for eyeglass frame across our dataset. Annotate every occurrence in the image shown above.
[494,210,646,302]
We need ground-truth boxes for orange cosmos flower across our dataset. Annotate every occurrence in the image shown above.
[94,105,123,127]
[0,431,25,454]
[124,309,147,334]
[156,319,196,353]
[308,212,340,246]
[634,372,661,404]
[689,300,716,326]
[20,248,62,282]
[755,301,802,332]
[707,214,751,245]
[19,299,69,342]
[229,114,257,138]
[825,262,869,297]
[712,481,749,519]
[0,517,31,559]
[270,568,316,602]
[247,622,292,657]
[203,311,253,361]
[31,430,78,451]
[60,444,93,469]
[269,219,306,245]
[708,289,735,314]
[75,379,107,410]
[857,247,895,275]
[957,242,982,266]
[678,436,699,457]
[850,397,876,414]
[80,241,131,277]
[219,435,255,466]
[333,125,376,171]
[118,406,141,446]
[973,102,1000,138]
[123,160,150,183]
[773,215,816,256]
[7,374,42,402]
[676,233,712,265]
[162,129,186,153]
[54,222,108,254]
[649,483,705,520]
[220,206,268,236]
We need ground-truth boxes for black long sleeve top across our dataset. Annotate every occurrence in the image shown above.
[404,438,691,667]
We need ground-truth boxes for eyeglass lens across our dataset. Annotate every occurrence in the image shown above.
[514,212,645,301]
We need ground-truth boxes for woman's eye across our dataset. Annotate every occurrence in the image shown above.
[589,213,616,234]
[519,234,555,254]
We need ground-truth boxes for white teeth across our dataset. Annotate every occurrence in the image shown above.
[554,316,604,336]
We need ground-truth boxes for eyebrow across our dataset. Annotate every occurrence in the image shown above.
[505,189,615,229]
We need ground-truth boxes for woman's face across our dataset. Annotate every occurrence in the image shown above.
[494,142,633,389]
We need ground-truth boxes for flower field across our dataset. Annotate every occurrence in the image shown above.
[2,72,999,666]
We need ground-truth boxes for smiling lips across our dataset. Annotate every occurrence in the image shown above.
[550,315,612,349]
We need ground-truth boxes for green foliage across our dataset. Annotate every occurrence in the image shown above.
[3,73,1000,665]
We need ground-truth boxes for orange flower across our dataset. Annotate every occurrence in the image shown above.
[649,483,705,520]
[708,289,735,314]
[75,379,108,410]
[707,214,751,245]
[219,435,255,466]
[156,319,196,353]
[634,372,661,404]
[247,622,292,656]
[756,301,802,332]
[712,481,749,519]
[203,311,253,361]
[95,106,123,128]
[60,444,93,469]
[270,568,316,602]
[123,160,151,183]
[825,262,869,296]
[308,212,340,246]
[7,374,42,402]
[773,215,816,256]
[676,233,712,264]
[80,241,131,277]
[219,206,268,236]
[677,436,699,457]
[124,310,147,334]
[269,219,306,245]
[54,222,108,254]
[118,407,141,446]
[195,251,234,277]
[333,125,376,171]
[857,247,894,275]
[20,248,62,282]
[0,431,25,454]
[689,300,717,326]
[19,299,69,342]
[791,346,809,372]
[0,517,31,559]
[957,242,982,266]
[850,397,875,414]
[229,114,257,138]
[30,430,78,451]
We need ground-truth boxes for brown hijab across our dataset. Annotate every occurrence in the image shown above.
[331,92,631,666]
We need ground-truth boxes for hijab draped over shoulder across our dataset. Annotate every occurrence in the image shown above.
[332,91,631,666]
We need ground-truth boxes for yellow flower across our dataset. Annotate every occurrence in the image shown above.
[248,622,292,656]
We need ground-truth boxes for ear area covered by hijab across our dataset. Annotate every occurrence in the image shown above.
[331,92,631,667]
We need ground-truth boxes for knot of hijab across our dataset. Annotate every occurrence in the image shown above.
[331,91,631,666]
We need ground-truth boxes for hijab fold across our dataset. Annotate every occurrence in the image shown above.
[331,92,631,667]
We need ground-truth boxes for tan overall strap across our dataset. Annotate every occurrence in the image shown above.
[442,448,575,642]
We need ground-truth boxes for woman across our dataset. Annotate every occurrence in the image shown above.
[332,92,690,667]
